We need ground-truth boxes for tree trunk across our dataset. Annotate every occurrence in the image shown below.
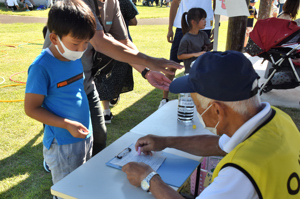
[258,0,273,20]
[225,0,249,52]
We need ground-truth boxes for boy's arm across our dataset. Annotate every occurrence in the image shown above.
[24,93,89,139]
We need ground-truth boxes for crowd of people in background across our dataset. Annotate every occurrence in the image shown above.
[5,0,53,11]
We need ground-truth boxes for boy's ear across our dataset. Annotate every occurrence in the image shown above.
[49,33,59,45]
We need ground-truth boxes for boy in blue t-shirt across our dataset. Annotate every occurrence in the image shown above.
[24,0,96,188]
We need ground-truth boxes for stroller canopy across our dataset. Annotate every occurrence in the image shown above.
[248,18,300,56]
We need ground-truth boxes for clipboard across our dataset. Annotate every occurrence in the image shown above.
[106,144,200,188]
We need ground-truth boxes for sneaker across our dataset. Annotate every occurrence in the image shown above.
[104,112,113,124]
[109,96,120,107]
[43,159,51,173]
[26,9,30,11]
[158,98,169,109]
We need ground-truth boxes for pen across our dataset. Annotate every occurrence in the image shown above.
[138,146,141,155]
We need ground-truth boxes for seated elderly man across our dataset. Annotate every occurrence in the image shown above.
[122,51,300,198]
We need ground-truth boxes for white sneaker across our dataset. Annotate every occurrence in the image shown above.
[158,98,168,109]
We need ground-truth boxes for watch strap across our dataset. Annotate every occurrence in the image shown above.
[141,68,150,79]
[142,171,159,192]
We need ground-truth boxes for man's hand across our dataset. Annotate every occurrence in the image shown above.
[135,134,167,156]
[147,57,182,75]
[122,162,154,187]
[65,119,89,139]
[145,71,171,91]
[167,29,174,43]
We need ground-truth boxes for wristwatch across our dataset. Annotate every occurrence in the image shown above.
[141,171,159,192]
[141,67,150,79]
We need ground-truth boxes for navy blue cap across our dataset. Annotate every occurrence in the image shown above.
[169,51,259,102]
[250,0,257,3]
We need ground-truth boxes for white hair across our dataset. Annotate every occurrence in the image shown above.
[195,93,261,117]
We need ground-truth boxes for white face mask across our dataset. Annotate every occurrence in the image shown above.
[55,36,87,61]
[197,104,220,135]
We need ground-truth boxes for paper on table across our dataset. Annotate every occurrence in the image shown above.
[110,144,166,171]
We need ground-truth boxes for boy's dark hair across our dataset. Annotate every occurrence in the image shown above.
[181,8,207,35]
[47,0,96,40]
[282,0,300,20]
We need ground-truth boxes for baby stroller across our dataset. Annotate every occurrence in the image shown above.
[245,18,300,94]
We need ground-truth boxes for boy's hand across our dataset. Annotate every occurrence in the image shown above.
[65,119,89,139]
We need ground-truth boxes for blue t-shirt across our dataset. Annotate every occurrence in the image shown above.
[25,49,92,149]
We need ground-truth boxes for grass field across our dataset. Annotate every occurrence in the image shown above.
[1,2,300,198]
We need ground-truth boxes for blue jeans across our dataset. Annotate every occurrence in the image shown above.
[170,28,211,63]
[87,88,107,156]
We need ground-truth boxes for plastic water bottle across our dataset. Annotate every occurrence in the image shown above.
[177,93,194,124]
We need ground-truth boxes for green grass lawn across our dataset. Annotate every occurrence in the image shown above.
[1,6,300,198]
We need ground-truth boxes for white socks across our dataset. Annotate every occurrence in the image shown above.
[103,109,111,115]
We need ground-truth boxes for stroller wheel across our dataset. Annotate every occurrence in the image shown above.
[261,83,272,93]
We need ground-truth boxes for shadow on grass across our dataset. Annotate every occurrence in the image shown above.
[106,72,183,145]
[0,129,52,199]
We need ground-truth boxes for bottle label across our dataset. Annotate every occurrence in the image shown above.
[178,97,194,106]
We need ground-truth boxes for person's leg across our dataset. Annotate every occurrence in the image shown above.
[87,89,107,156]
[279,3,284,13]
[102,100,113,124]
[244,27,252,48]
[160,28,183,108]
[9,5,18,11]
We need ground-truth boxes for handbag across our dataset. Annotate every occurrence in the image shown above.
[91,0,116,79]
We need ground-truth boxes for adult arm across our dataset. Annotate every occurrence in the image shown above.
[167,0,180,43]
[24,93,89,138]
[90,30,182,75]
[122,162,184,199]
[135,134,227,157]
[118,38,172,90]
[123,148,255,199]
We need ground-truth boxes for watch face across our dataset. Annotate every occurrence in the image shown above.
[141,180,150,191]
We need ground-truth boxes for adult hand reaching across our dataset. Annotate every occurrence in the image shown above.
[146,57,182,75]
[145,71,171,91]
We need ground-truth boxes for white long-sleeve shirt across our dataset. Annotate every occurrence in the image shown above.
[198,102,271,199]
[7,0,19,6]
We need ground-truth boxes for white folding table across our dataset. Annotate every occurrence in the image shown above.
[51,100,211,199]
